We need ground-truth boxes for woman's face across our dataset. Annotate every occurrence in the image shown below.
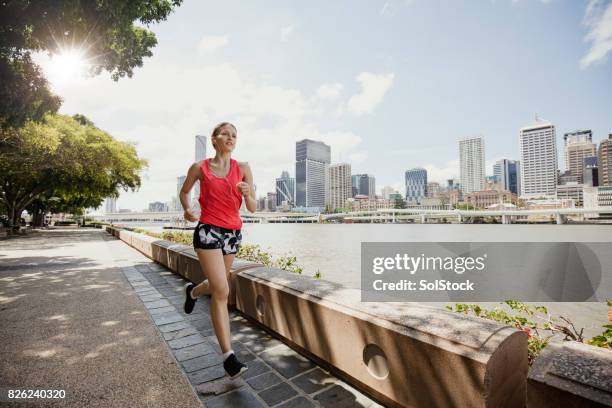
[212,125,237,153]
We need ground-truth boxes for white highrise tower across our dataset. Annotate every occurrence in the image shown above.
[519,118,558,197]
[193,135,207,200]
[329,163,352,210]
[459,136,485,193]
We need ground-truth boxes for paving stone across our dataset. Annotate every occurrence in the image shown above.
[174,342,214,362]
[246,371,283,391]
[313,384,376,408]
[130,280,151,287]
[139,293,163,302]
[163,326,199,341]
[191,317,213,331]
[168,334,205,349]
[258,382,298,406]
[291,368,336,394]
[243,336,284,354]
[149,305,176,316]
[157,320,192,333]
[195,376,246,398]
[185,311,207,321]
[181,353,224,373]
[204,387,263,408]
[241,360,272,380]
[187,363,226,384]
[260,344,315,379]
[151,312,184,326]
[167,295,184,305]
[143,299,171,309]
[277,396,316,408]
[134,286,156,293]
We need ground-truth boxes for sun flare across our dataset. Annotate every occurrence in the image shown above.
[45,48,87,84]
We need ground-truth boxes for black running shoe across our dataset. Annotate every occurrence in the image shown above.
[223,353,248,379]
[184,283,197,314]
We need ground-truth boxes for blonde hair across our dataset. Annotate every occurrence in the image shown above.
[211,122,237,150]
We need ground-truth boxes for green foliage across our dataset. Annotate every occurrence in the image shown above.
[588,325,612,349]
[125,227,314,277]
[0,0,183,127]
[445,300,588,366]
[393,198,406,209]
[0,114,147,228]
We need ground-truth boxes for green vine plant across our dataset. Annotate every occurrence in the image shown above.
[126,228,313,277]
[445,300,592,365]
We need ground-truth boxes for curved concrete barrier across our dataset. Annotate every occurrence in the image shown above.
[528,341,612,407]
[234,266,527,408]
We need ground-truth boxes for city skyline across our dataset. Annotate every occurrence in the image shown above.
[37,0,612,210]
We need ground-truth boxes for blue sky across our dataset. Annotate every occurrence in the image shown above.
[38,0,612,210]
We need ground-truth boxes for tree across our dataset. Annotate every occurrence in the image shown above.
[393,198,407,209]
[0,114,147,231]
[0,0,182,128]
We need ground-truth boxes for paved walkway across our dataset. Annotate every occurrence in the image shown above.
[0,229,382,407]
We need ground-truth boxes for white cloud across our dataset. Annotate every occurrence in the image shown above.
[347,72,394,115]
[197,35,229,55]
[316,83,343,99]
[422,160,460,184]
[45,43,367,209]
[281,25,295,42]
[580,0,612,68]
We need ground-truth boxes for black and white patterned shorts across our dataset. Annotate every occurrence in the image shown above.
[193,222,242,255]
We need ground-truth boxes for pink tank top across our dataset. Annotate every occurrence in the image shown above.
[198,158,243,230]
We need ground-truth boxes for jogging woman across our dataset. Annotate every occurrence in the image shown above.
[179,122,256,379]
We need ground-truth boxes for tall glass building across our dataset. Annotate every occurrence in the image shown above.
[405,168,428,203]
[493,159,521,195]
[351,174,376,198]
[295,139,331,207]
[275,171,295,207]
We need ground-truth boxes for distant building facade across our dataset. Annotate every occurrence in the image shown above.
[599,135,612,186]
[275,171,295,207]
[493,159,521,195]
[564,130,595,183]
[295,139,331,207]
[351,174,376,198]
[459,136,485,193]
[329,163,352,210]
[519,119,558,197]
[405,168,428,203]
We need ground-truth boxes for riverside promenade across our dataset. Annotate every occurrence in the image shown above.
[0,229,382,407]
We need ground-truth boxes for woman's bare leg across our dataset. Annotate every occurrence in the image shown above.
[193,248,231,353]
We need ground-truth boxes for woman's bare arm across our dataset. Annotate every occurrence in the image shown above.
[238,162,257,213]
[181,162,202,220]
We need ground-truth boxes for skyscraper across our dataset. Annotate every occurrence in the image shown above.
[295,139,331,207]
[351,174,376,198]
[563,130,595,183]
[405,168,428,203]
[519,119,558,197]
[459,136,485,193]
[583,156,599,187]
[329,163,352,210]
[275,171,295,207]
[193,135,207,199]
[599,135,612,187]
[493,159,521,195]
[104,197,117,214]
[177,175,188,211]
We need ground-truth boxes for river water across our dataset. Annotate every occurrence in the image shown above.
[125,222,611,337]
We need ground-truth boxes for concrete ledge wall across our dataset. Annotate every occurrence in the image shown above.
[105,226,611,408]
[235,267,527,408]
[528,341,612,407]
